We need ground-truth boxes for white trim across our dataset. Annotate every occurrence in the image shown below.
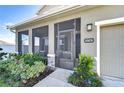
[95,17,124,26]
[95,17,124,77]
[96,25,100,76]
[47,54,55,57]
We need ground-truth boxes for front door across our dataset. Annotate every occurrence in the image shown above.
[57,30,75,70]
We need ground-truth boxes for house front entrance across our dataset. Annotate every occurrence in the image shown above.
[57,29,75,69]
[55,18,81,70]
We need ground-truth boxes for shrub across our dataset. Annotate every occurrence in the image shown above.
[68,72,82,86]
[0,48,7,60]
[10,53,46,66]
[68,54,102,87]
[0,60,10,75]
[7,59,46,83]
[0,60,21,87]
[23,53,43,66]
[88,73,102,87]
[0,53,46,87]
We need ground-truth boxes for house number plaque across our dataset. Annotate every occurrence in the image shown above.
[84,38,94,43]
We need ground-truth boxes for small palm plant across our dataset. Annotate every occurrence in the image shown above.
[68,54,102,87]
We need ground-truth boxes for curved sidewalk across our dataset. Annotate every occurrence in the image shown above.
[34,68,75,87]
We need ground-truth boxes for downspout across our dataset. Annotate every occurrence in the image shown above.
[6,25,16,33]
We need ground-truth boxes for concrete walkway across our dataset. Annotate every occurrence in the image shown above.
[102,76,124,87]
[34,68,124,87]
[34,68,75,87]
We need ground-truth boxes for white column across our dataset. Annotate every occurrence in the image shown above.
[47,23,55,67]
[96,25,100,76]
[28,28,33,53]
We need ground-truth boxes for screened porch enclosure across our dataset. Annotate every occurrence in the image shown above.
[17,18,80,70]
[32,26,48,59]
[18,30,29,54]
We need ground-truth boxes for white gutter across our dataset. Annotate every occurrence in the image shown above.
[9,28,16,33]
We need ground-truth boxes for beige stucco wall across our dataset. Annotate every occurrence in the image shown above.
[80,5,124,57]
[16,5,124,57]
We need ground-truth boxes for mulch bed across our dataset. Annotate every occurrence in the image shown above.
[22,67,54,87]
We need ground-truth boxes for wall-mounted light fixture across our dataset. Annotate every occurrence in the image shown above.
[87,23,93,31]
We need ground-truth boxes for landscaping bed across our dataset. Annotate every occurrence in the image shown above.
[0,66,54,87]
[22,67,54,87]
[0,48,54,87]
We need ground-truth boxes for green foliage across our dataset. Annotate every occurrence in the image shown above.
[7,59,46,82]
[0,80,10,87]
[9,53,45,66]
[14,54,22,60]
[0,60,8,73]
[22,53,43,66]
[68,72,82,86]
[0,53,46,87]
[8,53,19,59]
[88,73,102,87]
[68,54,102,87]
[0,60,20,87]
[0,70,22,87]
[0,48,7,60]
